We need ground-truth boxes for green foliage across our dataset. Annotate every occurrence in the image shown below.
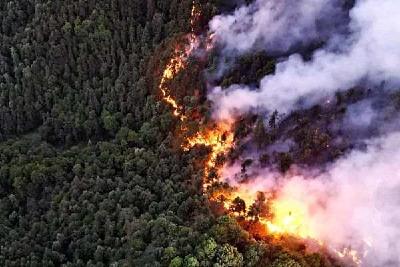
[163,247,178,263]
[210,216,250,246]
[243,243,267,267]
[170,257,184,267]
[214,244,243,267]
[271,254,302,267]
[219,52,276,88]
[101,109,120,134]
[184,256,200,267]
[196,238,218,266]
[305,253,325,267]
[0,1,343,266]
[0,0,217,144]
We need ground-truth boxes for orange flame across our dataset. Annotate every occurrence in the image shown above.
[159,2,200,121]
[158,2,366,266]
[190,3,201,32]
[261,198,315,239]
[216,186,372,266]
[184,121,235,188]
[159,55,187,121]
[158,2,236,190]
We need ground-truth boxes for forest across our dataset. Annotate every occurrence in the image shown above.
[1,0,393,266]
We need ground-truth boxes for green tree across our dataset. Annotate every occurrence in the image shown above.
[184,256,199,267]
[271,254,302,267]
[254,118,268,148]
[196,238,218,266]
[214,244,243,267]
[101,109,119,135]
[170,257,183,267]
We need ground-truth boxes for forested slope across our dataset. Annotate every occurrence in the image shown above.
[1,1,339,266]
[0,0,207,143]
[0,0,212,265]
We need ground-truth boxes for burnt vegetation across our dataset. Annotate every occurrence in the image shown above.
[0,0,370,266]
[216,51,400,174]
[249,88,398,173]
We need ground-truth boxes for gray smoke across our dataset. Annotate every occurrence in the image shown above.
[208,0,400,265]
[210,0,347,55]
[209,0,400,120]
[221,132,400,267]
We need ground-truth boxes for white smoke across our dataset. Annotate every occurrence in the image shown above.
[208,1,400,265]
[209,0,400,120]
[210,0,346,54]
[222,132,400,266]
[282,132,400,267]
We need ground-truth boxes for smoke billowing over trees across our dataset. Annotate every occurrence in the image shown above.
[1,0,398,266]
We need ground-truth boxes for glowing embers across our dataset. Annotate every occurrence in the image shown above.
[212,187,366,266]
[190,3,201,32]
[184,121,235,187]
[335,247,363,266]
[158,2,368,266]
[262,198,314,239]
[214,189,314,238]
[159,54,187,121]
[159,2,201,122]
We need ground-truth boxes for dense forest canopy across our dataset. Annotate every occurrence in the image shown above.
[2,0,395,266]
[0,0,218,266]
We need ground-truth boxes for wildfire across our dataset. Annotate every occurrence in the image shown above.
[159,1,200,121]
[157,2,367,266]
[190,3,201,33]
[184,121,235,187]
[211,187,366,266]
[159,55,187,121]
[261,198,315,239]
[260,197,364,264]
[157,2,236,190]
[335,247,363,266]
[213,189,315,238]
[158,1,235,185]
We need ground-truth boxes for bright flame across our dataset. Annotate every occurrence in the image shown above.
[158,1,236,186]
[190,3,201,33]
[333,238,372,266]
[184,121,235,187]
[157,2,236,190]
[159,1,200,121]
[159,55,187,120]
[262,198,314,239]
[157,2,368,266]
[213,188,315,239]
[211,187,367,266]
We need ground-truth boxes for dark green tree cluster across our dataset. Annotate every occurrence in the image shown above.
[0,0,217,266]
[0,0,346,266]
[0,132,209,266]
[217,52,276,88]
[0,0,217,145]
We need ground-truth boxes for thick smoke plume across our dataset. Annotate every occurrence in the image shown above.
[207,0,400,266]
[209,0,400,119]
[210,0,348,55]
[222,132,400,267]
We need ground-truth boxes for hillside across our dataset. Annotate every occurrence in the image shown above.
[1,1,399,266]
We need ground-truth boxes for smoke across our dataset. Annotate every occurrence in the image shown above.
[222,132,400,266]
[209,0,400,120]
[210,0,348,55]
[280,132,400,267]
[206,0,400,265]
